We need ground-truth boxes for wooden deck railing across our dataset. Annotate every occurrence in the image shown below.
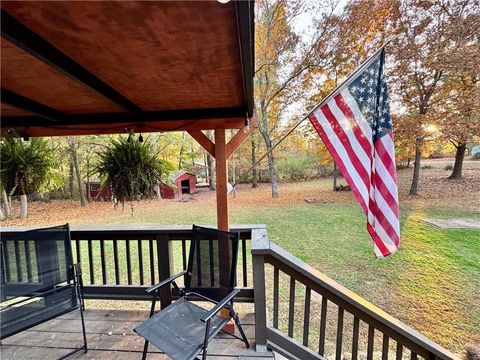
[1,225,257,308]
[251,228,458,360]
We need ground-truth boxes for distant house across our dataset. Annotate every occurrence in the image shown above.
[173,172,197,198]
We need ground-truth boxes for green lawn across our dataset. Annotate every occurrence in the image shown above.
[81,194,479,352]
[6,172,479,353]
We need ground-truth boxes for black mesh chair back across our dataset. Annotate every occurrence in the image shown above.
[0,224,83,342]
[185,225,239,301]
[1,224,74,300]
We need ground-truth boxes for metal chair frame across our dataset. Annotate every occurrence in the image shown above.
[137,225,250,360]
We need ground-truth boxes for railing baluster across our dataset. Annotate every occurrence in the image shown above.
[411,351,418,360]
[209,239,215,286]
[288,276,295,338]
[319,296,328,356]
[352,316,360,360]
[273,267,279,329]
[138,240,144,285]
[149,239,155,284]
[100,239,106,284]
[87,239,94,284]
[126,240,132,285]
[367,325,375,360]
[181,239,187,270]
[396,342,403,360]
[242,238,247,287]
[14,240,22,282]
[24,240,32,282]
[196,238,202,286]
[382,334,389,360]
[113,240,120,284]
[336,307,344,360]
[4,242,11,282]
[75,239,81,264]
[303,287,311,347]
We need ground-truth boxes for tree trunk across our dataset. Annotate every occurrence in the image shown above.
[69,162,74,198]
[178,132,186,170]
[20,194,28,219]
[86,157,91,202]
[251,137,258,188]
[449,142,466,180]
[258,111,279,198]
[2,190,11,218]
[332,162,338,191]
[207,131,215,190]
[409,136,422,195]
[203,152,208,184]
[231,153,236,198]
[267,152,279,198]
[69,138,87,206]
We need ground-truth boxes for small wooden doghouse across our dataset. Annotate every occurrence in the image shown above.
[174,172,197,198]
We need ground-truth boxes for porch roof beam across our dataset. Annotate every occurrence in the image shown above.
[1,9,141,115]
[1,88,63,122]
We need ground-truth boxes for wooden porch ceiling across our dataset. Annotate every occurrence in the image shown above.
[0,1,254,137]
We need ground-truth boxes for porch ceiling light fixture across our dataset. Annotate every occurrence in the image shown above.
[217,0,231,3]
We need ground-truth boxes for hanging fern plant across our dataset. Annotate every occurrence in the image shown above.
[96,136,173,204]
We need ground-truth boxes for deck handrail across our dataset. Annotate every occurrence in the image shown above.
[251,229,458,360]
[1,224,261,306]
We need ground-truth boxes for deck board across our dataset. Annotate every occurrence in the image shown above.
[0,309,272,359]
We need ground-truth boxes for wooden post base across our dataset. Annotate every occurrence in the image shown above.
[220,308,235,333]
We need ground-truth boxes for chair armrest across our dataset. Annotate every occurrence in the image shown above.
[146,270,187,294]
[201,288,239,322]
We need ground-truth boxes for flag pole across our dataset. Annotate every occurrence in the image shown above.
[232,37,396,189]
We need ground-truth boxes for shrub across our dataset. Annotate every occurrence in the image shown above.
[444,164,453,171]
[0,137,60,195]
[473,153,480,160]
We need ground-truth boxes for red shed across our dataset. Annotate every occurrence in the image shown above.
[159,183,175,199]
[173,172,197,198]
[85,181,112,201]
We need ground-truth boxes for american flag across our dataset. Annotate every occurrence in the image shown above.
[308,49,400,257]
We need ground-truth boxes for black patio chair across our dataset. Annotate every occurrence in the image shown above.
[134,225,249,360]
[0,224,87,359]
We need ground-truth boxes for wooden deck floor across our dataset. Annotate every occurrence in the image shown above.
[1,309,274,360]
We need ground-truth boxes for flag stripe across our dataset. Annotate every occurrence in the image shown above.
[309,114,369,213]
[334,92,373,157]
[321,104,371,190]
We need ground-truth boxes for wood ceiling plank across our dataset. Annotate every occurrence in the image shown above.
[2,1,245,111]
[1,41,122,114]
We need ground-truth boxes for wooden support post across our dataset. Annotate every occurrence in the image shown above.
[156,234,173,309]
[215,129,229,231]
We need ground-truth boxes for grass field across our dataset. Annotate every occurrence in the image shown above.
[3,160,480,352]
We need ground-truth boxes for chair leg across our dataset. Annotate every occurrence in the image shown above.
[202,319,212,360]
[232,309,250,349]
[142,340,149,360]
[78,302,88,353]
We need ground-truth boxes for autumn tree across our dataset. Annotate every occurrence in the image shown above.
[436,10,480,179]
[255,0,338,197]
[391,0,478,194]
